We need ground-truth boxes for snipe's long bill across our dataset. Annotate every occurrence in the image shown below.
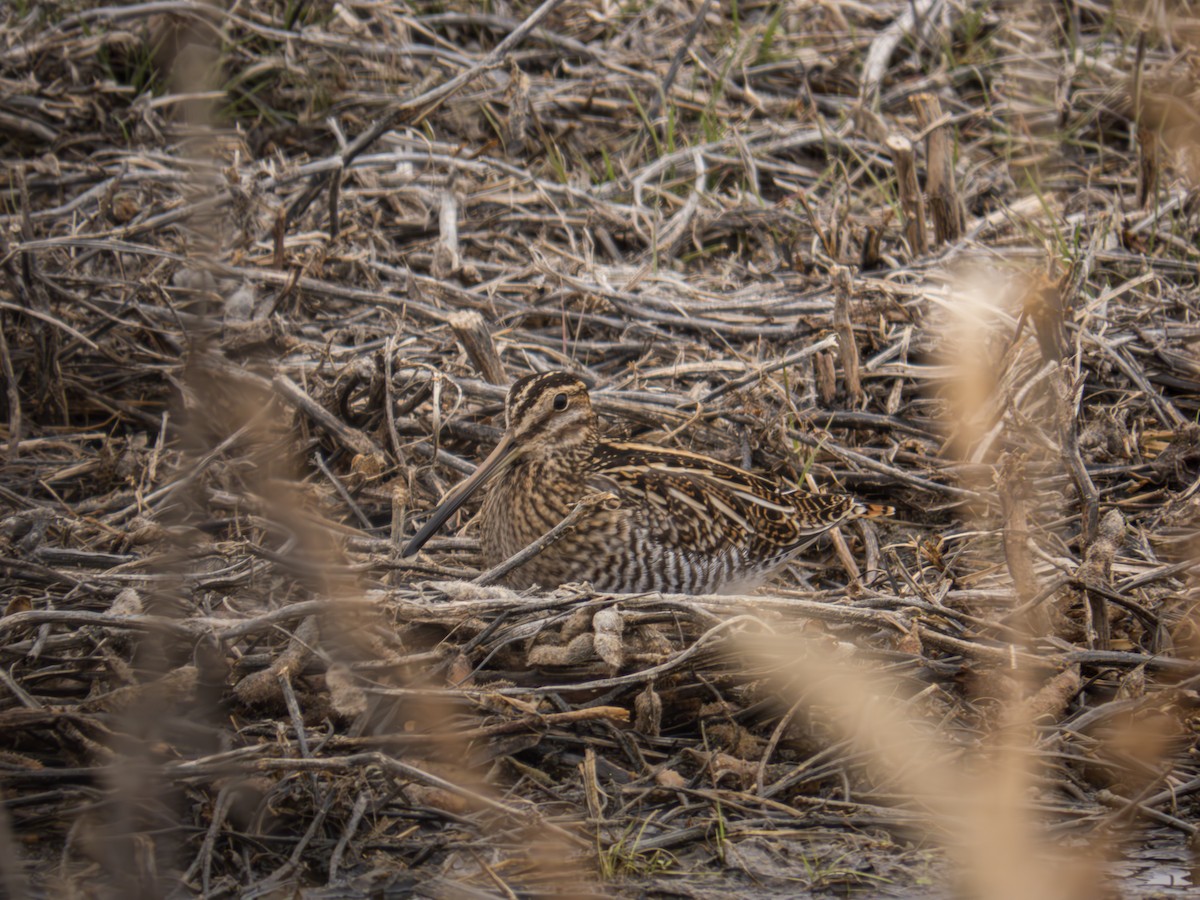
[402,371,890,593]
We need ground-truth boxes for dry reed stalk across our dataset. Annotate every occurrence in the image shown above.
[886,133,928,256]
[910,92,964,245]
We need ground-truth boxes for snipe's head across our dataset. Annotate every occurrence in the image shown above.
[401,371,597,557]
[502,371,598,458]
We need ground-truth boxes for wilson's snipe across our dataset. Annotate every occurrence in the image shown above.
[402,371,890,593]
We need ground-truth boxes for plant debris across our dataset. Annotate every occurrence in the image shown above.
[1,1,1198,896]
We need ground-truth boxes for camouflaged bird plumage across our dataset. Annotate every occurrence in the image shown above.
[404,371,889,593]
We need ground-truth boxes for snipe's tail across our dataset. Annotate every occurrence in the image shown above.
[859,502,894,519]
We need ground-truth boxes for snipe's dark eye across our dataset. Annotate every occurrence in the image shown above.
[552,392,569,411]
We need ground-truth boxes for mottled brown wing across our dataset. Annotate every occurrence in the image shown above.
[590,442,864,555]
